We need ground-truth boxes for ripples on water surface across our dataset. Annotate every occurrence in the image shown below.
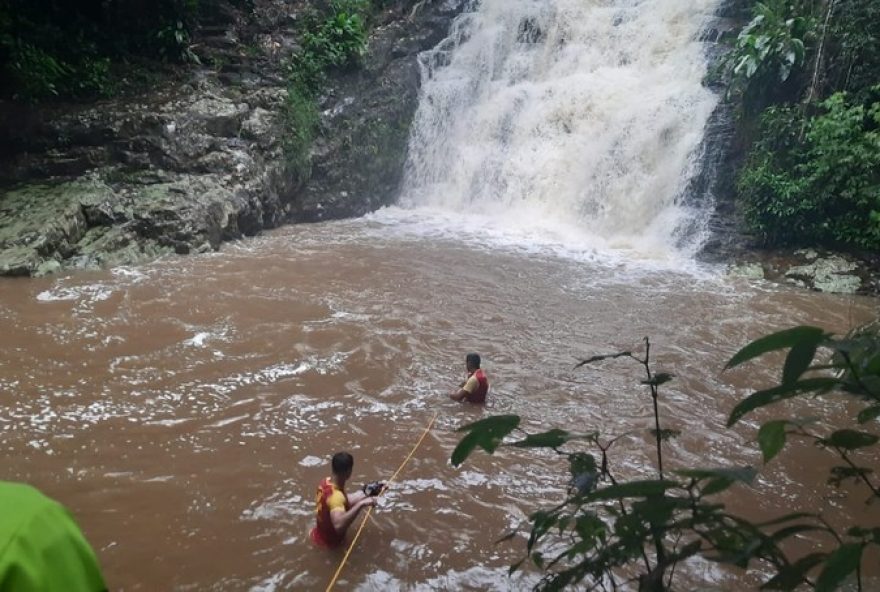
[1,216,878,590]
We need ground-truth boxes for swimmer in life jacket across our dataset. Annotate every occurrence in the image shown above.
[310,452,384,548]
[449,353,489,404]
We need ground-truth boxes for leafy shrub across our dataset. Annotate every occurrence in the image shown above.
[724,0,816,111]
[289,1,368,94]
[824,0,880,102]
[453,326,880,591]
[738,88,880,249]
[0,0,241,100]
[2,31,116,101]
[283,88,320,184]
[71,55,114,97]
[6,42,71,99]
[156,20,200,63]
[282,0,371,180]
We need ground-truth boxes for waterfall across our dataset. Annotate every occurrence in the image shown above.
[399,0,722,258]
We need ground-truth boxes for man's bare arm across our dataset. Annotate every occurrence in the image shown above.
[449,388,469,401]
[330,497,374,535]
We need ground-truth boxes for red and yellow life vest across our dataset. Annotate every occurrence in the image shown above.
[310,477,349,548]
[466,369,489,404]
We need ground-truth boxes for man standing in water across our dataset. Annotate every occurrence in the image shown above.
[310,452,383,548]
[449,353,489,404]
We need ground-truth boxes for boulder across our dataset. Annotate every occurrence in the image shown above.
[785,255,862,294]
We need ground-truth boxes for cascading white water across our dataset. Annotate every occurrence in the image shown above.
[399,0,722,259]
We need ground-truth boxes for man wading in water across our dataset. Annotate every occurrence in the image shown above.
[449,353,489,404]
[310,452,384,548]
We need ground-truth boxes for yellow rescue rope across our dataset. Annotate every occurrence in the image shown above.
[324,412,439,592]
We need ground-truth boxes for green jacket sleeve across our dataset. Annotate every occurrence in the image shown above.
[0,481,106,592]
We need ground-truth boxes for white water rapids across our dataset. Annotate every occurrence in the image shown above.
[390,0,721,261]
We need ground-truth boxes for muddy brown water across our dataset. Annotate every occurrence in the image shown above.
[1,218,878,590]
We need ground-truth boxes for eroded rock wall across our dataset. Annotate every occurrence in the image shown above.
[0,0,465,275]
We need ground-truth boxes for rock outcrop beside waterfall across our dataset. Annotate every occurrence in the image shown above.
[0,0,464,275]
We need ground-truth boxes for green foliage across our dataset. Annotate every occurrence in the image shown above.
[724,325,880,587]
[452,415,520,466]
[74,56,114,96]
[724,0,815,110]
[282,88,320,185]
[2,36,115,101]
[282,0,372,183]
[725,325,828,370]
[821,428,879,450]
[814,544,863,592]
[155,20,199,63]
[738,88,880,249]
[757,420,788,462]
[5,42,71,99]
[0,0,249,101]
[727,0,880,255]
[453,327,880,590]
[289,1,369,94]
[824,0,880,102]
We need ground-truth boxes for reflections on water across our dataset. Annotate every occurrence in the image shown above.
[1,218,878,590]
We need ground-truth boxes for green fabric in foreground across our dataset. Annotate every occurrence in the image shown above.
[0,481,106,592]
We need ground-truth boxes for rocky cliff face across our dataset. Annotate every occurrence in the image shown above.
[294,0,467,222]
[0,0,465,275]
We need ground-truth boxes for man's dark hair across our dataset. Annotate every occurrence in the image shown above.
[331,452,354,475]
[466,353,481,369]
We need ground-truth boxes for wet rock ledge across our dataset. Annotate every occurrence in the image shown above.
[0,0,465,276]
[728,248,880,296]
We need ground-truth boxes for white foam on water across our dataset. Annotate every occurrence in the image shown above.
[184,332,213,347]
[111,266,149,282]
[36,284,114,303]
[248,570,290,592]
[205,413,251,429]
[144,417,196,427]
[364,205,721,278]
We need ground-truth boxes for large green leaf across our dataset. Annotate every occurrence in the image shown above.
[725,326,827,370]
[676,466,757,485]
[527,511,557,552]
[512,429,572,449]
[727,378,838,427]
[585,479,678,501]
[573,350,631,369]
[641,372,674,387]
[820,429,879,450]
[569,452,597,477]
[857,405,880,424]
[679,466,756,496]
[758,420,788,462]
[701,477,737,495]
[760,552,826,590]
[451,415,520,467]
[754,512,818,528]
[574,512,606,546]
[815,543,863,592]
[769,524,826,542]
[631,494,678,524]
[782,338,818,384]
[828,465,873,488]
